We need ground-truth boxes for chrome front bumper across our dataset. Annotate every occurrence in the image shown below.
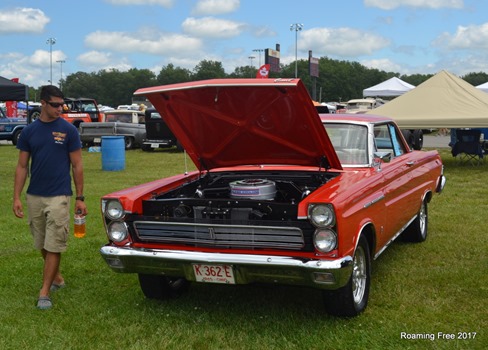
[100,245,353,290]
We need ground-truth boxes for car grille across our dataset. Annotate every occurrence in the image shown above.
[133,221,305,250]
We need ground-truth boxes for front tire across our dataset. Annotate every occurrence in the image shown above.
[138,274,190,300]
[29,107,41,122]
[323,235,371,317]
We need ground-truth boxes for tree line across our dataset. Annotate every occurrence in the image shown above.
[28,57,488,108]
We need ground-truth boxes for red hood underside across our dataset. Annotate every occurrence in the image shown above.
[135,78,342,170]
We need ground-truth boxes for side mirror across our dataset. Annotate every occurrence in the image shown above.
[374,151,392,163]
[373,151,392,171]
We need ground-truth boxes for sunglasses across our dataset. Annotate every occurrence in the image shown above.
[46,101,64,108]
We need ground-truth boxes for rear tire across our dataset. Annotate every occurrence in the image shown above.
[138,274,190,299]
[12,129,22,145]
[401,129,414,149]
[412,129,424,150]
[403,200,428,242]
[323,235,371,317]
[124,137,134,150]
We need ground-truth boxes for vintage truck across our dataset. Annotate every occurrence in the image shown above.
[0,107,26,145]
[27,97,103,127]
[79,109,145,149]
[141,108,183,152]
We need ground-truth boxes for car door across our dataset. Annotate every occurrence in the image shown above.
[374,123,419,246]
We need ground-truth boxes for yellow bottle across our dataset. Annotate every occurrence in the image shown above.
[74,212,86,238]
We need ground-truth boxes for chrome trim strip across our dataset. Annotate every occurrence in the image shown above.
[374,215,415,259]
[364,194,385,208]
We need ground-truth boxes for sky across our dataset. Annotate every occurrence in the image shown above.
[1,0,488,89]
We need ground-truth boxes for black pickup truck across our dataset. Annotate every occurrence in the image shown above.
[141,108,183,152]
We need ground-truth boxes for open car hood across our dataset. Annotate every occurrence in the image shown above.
[135,79,342,170]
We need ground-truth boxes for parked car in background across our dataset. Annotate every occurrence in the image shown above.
[141,108,183,152]
[99,79,445,317]
[27,97,103,127]
[0,107,26,145]
[79,109,145,149]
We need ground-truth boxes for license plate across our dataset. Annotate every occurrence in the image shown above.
[193,264,235,284]
[94,137,101,144]
[150,143,159,148]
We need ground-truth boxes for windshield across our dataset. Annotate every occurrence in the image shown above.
[323,123,369,166]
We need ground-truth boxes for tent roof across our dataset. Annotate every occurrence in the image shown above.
[476,81,488,93]
[0,76,28,101]
[363,76,415,97]
[367,70,488,128]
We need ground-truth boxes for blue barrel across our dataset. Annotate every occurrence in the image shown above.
[101,136,125,171]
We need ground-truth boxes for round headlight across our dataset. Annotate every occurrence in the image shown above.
[309,204,335,227]
[314,229,337,253]
[108,221,128,242]
[106,200,124,220]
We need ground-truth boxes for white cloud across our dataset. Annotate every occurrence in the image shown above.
[84,30,203,55]
[361,58,405,73]
[364,0,463,10]
[299,27,390,57]
[435,23,488,50]
[0,8,49,33]
[104,0,173,6]
[182,17,244,38]
[77,50,132,72]
[28,50,66,67]
[192,0,240,16]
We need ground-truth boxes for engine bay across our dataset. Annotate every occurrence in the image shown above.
[142,171,336,222]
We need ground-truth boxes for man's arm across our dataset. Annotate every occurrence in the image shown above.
[13,151,30,218]
[70,149,88,215]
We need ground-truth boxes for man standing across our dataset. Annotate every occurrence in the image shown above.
[13,85,88,310]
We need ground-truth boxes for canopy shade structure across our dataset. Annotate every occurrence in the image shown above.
[476,81,488,93]
[363,77,415,97]
[367,70,488,128]
[0,76,28,101]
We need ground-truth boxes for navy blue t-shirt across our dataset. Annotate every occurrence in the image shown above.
[17,117,81,197]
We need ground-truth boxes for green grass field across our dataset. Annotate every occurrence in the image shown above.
[0,143,486,350]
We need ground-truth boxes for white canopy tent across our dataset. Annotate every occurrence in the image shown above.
[476,82,488,93]
[363,77,415,97]
[368,70,488,128]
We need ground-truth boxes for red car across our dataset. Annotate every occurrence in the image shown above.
[99,79,445,317]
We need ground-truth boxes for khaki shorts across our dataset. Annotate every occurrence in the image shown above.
[26,194,71,253]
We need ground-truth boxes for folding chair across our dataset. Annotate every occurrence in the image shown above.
[451,129,484,165]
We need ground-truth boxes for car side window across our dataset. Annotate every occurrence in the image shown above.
[374,123,406,157]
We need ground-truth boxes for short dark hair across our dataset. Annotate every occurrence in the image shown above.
[40,85,64,101]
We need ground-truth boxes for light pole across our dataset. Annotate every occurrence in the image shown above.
[252,49,264,66]
[57,60,65,90]
[290,23,303,78]
[248,55,255,67]
[46,37,56,85]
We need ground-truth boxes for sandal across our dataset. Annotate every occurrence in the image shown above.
[37,296,52,310]
[50,282,66,292]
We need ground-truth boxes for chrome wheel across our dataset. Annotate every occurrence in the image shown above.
[352,245,367,304]
[323,235,371,317]
[419,201,427,239]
